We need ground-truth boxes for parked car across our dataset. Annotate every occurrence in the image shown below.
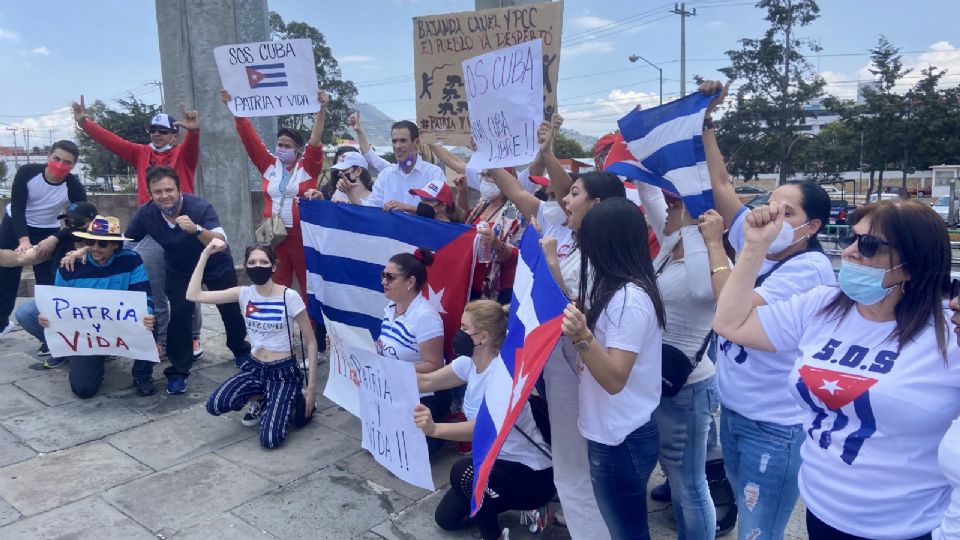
[932,196,958,225]
[745,194,770,209]
[735,185,767,195]
[821,186,842,197]
[829,199,855,225]
[867,192,901,204]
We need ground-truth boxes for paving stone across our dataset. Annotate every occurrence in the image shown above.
[0,383,44,419]
[106,371,222,420]
[0,425,35,468]
[0,352,45,384]
[0,395,147,452]
[13,357,138,407]
[340,444,462,501]
[234,465,414,539]
[0,496,20,527]
[108,406,255,470]
[0,497,153,539]
[314,404,362,440]
[0,442,151,516]
[170,512,277,539]
[216,421,359,484]
[102,454,274,533]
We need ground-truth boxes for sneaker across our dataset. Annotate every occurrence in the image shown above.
[0,321,14,340]
[166,377,187,395]
[134,378,157,397]
[651,479,672,502]
[501,527,510,540]
[42,356,67,369]
[521,505,550,533]
[37,343,50,357]
[234,354,251,368]
[241,399,265,427]
[192,338,203,360]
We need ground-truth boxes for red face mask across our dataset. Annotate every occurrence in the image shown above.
[47,159,73,178]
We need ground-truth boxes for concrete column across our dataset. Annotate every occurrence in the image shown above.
[155,0,276,263]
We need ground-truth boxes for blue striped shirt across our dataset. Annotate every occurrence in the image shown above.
[55,249,154,314]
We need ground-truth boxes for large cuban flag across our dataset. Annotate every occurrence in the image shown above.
[300,201,477,385]
[610,90,718,217]
[471,224,569,514]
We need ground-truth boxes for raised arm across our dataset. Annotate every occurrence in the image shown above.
[491,168,540,221]
[698,209,733,301]
[302,90,329,180]
[700,81,742,228]
[72,95,140,164]
[427,142,467,174]
[221,89,274,173]
[186,239,241,304]
[538,115,574,200]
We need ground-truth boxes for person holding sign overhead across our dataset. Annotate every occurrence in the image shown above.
[415,300,554,540]
[39,215,156,398]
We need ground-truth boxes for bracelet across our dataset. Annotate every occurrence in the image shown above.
[711,265,731,275]
[703,117,715,130]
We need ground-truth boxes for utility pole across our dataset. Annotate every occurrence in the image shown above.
[778,0,793,185]
[671,3,697,96]
[147,80,165,111]
[23,129,31,163]
[6,128,18,169]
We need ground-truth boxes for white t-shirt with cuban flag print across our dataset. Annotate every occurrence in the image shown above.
[716,207,837,426]
[758,285,960,539]
[239,286,306,355]
[376,293,444,365]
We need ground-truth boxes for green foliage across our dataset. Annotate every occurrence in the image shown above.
[270,12,358,144]
[0,160,8,185]
[553,132,586,160]
[74,94,160,191]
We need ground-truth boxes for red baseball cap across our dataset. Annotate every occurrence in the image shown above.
[409,179,454,206]
[529,175,550,186]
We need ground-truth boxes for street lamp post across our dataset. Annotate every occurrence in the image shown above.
[628,54,663,106]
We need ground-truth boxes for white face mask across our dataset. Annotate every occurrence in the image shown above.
[541,201,564,225]
[479,181,501,201]
[768,220,810,254]
[151,143,173,153]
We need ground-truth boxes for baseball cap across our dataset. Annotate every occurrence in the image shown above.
[409,179,454,207]
[149,113,178,132]
[529,175,550,186]
[330,152,368,171]
[58,201,98,221]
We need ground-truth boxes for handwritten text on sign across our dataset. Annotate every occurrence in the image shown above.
[353,347,434,491]
[413,2,563,145]
[214,38,319,117]
[463,39,544,170]
[34,285,159,362]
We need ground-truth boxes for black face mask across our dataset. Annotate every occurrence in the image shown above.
[534,189,548,202]
[452,329,477,358]
[416,202,437,219]
[245,265,273,286]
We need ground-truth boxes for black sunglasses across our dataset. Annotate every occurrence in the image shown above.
[951,279,960,300]
[148,127,173,135]
[83,239,115,248]
[381,271,401,282]
[838,229,889,258]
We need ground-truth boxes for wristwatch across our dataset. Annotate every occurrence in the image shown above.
[193,224,203,237]
[574,334,593,352]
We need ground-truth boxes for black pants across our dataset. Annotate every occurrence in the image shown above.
[806,510,932,540]
[67,355,154,399]
[421,389,453,455]
[0,214,57,327]
[161,270,250,381]
[435,457,555,540]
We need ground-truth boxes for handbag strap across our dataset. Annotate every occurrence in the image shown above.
[512,423,552,459]
[281,288,307,387]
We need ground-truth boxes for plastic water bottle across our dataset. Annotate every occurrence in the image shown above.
[476,222,493,264]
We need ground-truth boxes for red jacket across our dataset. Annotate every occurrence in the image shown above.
[79,119,199,205]
[234,117,323,227]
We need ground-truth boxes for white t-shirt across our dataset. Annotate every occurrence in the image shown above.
[578,283,663,446]
[376,294,444,364]
[362,152,446,209]
[536,200,578,298]
[450,355,552,471]
[935,418,960,540]
[239,286,305,355]
[758,286,960,539]
[716,207,837,425]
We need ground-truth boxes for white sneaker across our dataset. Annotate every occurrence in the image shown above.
[0,321,15,340]
[192,338,203,359]
[500,527,510,540]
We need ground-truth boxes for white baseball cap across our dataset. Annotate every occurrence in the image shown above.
[330,151,368,171]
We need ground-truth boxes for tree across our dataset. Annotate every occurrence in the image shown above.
[553,132,585,159]
[74,95,160,191]
[0,160,7,186]
[719,0,826,184]
[715,94,778,180]
[792,121,860,182]
[270,12,357,144]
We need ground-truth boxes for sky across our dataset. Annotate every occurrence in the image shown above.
[1,0,958,148]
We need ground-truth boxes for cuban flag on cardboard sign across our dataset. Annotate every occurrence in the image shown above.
[471,224,569,514]
[795,365,879,465]
[299,200,476,358]
[612,90,719,217]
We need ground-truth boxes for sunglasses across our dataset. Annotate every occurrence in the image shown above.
[838,229,889,258]
[83,239,115,248]
[65,220,88,230]
[951,279,960,300]
[148,127,173,135]
[381,271,402,282]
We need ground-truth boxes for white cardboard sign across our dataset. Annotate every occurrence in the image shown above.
[214,38,319,117]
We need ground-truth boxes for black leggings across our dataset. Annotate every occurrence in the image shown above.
[435,457,555,540]
[806,510,932,540]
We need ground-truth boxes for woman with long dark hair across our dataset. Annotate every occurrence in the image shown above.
[561,197,666,539]
[714,199,960,538]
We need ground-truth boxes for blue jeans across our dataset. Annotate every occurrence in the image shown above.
[588,419,659,540]
[15,300,44,346]
[656,376,718,540]
[719,406,803,540]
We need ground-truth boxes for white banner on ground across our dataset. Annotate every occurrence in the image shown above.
[35,285,159,362]
[463,38,544,170]
[351,347,434,491]
[214,38,319,117]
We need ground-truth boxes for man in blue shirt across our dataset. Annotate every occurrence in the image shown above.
[39,215,157,398]
[125,166,250,395]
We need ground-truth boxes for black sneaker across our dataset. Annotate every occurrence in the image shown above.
[651,479,672,502]
[241,399,265,427]
[37,343,50,357]
[134,378,157,397]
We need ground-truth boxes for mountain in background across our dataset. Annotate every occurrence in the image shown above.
[559,128,598,156]
[351,102,395,148]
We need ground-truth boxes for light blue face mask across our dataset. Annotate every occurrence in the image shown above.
[838,260,904,305]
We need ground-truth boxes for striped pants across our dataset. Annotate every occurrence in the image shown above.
[206,356,303,449]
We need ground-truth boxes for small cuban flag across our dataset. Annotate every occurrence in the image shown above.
[246,63,288,89]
